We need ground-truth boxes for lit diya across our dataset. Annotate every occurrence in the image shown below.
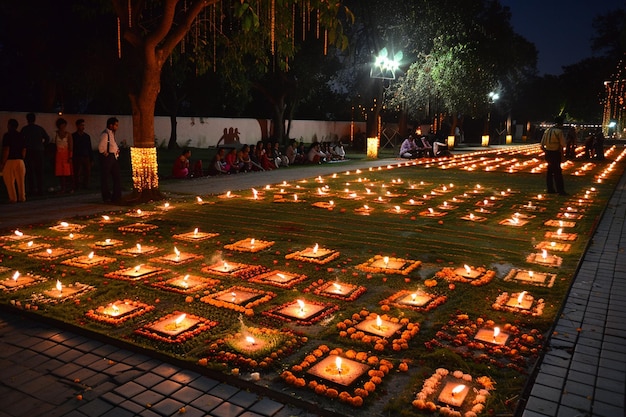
[356,255,421,275]
[117,223,158,233]
[62,251,116,268]
[151,274,218,294]
[438,383,470,408]
[535,240,571,252]
[43,279,92,300]
[93,238,123,248]
[200,286,275,313]
[403,198,424,206]
[311,200,336,210]
[475,326,509,345]
[504,268,556,288]
[264,298,339,325]
[49,221,85,232]
[544,228,577,241]
[249,270,308,289]
[285,243,340,265]
[419,207,446,217]
[499,215,528,227]
[86,299,154,325]
[224,238,275,253]
[126,208,154,217]
[454,264,482,279]
[0,271,42,291]
[28,247,77,260]
[4,230,35,241]
[544,219,576,228]
[355,314,402,338]
[11,240,50,252]
[135,311,216,344]
[218,190,239,199]
[526,249,562,267]
[385,205,411,215]
[397,290,433,307]
[154,246,202,264]
[117,243,161,257]
[306,355,370,387]
[173,228,219,242]
[105,264,166,281]
[204,260,247,275]
[460,212,486,222]
[354,204,373,215]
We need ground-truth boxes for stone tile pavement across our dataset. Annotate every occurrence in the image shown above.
[521,158,626,417]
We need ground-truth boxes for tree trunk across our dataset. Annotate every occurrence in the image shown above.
[127,64,164,203]
[168,115,178,149]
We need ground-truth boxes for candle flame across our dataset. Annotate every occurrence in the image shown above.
[56,280,63,294]
[376,315,383,329]
[60,222,69,227]
[329,200,334,206]
[27,241,33,247]
[174,247,180,257]
[175,313,186,327]
[102,215,110,221]
[428,208,434,214]
[252,188,258,198]
[88,251,94,259]
[464,264,472,274]
[137,209,142,215]
[226,191,231,197]
[409,199,415,204]
[528,270,534,278]
[14,230,23,237]
[363,205,369,210]
[297,299,305,312]
[250,238,255,246]
[335,356,343,373]
[517,291,527,305]
[69,233,74,239]
[135,264,142,272]
[111,303,120,316]
[541,249,548,259]
[383,256,389,266]
[411,293,417,301]
[469,213,475,220]
[46,248,52,255]
[164,202,170,208]
[194,228,198,235]
[557,228,563,235]
[136,243,142,252]
[493,327,500,338]
[451,384,466,396]
[313,243,319,254]
[223,261,229,270]
[550,241,556,247]
[105,238,111,244]
[293,194,298,201]
[196,196,203,203]
[245,335,256,345]
[12,271,20,281]
[333,283,342,291]
[394,205,401,212]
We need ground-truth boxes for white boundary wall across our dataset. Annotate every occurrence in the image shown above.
[0,112,364,149]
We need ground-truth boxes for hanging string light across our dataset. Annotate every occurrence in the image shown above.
[128,0,132,27]
[270,0,276,55]
[117,17,122,58]
[324,29,327,55]
[316,9,320,39]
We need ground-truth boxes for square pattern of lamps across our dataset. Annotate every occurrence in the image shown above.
[367,137,379,158]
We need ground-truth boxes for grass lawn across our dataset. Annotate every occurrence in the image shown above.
[0,144,623,416]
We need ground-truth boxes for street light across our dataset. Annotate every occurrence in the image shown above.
[484,91,500,145]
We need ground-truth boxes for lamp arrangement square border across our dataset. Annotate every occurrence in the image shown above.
[0,272,47,292]
[27,281,96,306]
[91,239,124,249]
[62,233,93,241]
[424,314,543,372]
[336,309,420,352]
[355,255,422,276]
[544,231,577,241]
[117,223,159,233]
[115,245,162,257]
[525,252,563,268]
[492,291,545,316]
[85,299,155,325]
[2,241,51,253]
[150,252,203,266]
[172,231,220,242]
[435,266,495,286]
[248,270,309,289]
[534,241,571,252]
[104,265,169,281]
[61,254,117,268]
[311,201,336,210]
[223,238,275,253]
[200,263,270,279]
[503,268,557,288]
[304,279,367,302]
[27,248,79,261]
[285,247,341,265]
[379,289,447,313]
[150,274,220,294]
[49,223,86,233]
[198,326,307,371]
[262,299,340,326]
[544,220,576,228]
[199,285,276,315]
[281,344,399,408]
[412,368,495,416]
[134,310,218,344]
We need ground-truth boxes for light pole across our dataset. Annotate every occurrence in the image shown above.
[484,91,499,146]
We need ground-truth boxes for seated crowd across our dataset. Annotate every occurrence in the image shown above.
[172,139,347,178]
[399,134,450,159]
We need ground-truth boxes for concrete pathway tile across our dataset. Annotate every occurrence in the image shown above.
[229,390,259,408]
[76,397,115,417]
[248,398,284,416]
[131,390,166,408]
[189,393,223,412]
[151,379,183,396]
[188,376,219,392]
[170,386,204,404]
[211,401,245,417]
[209,383,239,400]
[151,397,186,416]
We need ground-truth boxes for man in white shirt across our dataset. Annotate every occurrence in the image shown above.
[98,117,122,203]
[399,135,418,158]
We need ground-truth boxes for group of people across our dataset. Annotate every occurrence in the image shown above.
[172,139,347,178]
[399,134,449,159]
[2,113,122,204]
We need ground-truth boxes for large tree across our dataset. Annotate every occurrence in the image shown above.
[111,0,351,201]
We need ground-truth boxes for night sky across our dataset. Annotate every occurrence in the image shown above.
[500,0,625,75]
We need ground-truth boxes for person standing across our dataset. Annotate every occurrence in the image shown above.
[1,119,27,203]
[540,116,568,195]
[98,117,122,203]
[72,119,93,190]
[53,118,73,193]
[20,113,49,195]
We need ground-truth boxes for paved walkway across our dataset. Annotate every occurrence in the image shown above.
[0,149,624,417]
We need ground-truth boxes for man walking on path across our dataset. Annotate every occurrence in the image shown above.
[540,116,568,195]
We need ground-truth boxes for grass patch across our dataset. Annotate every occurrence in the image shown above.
[0,145,623,416]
